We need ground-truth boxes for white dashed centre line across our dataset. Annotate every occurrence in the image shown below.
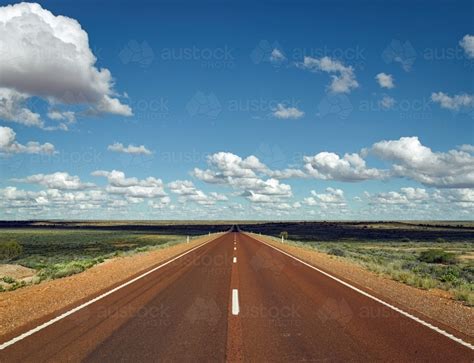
[232,289,239,315]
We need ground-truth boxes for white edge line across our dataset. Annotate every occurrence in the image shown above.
[232,289,239,315]
[0,233,225,351]
[247,233,474,351]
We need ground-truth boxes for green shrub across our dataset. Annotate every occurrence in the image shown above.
[51,263,85,279]
[2,276,16,284]
[453,284,474,306]
[0,241,23,260]
[418,249,456,264]
[328,248,346,257]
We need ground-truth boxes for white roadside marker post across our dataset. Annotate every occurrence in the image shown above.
[281,235,284,243]
[187,236,190,243]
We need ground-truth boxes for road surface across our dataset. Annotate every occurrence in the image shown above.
[0,231,473,362]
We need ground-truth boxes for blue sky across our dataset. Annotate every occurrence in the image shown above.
[0,0,473,220]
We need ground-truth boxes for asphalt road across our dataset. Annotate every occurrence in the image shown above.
[0,232,473,362]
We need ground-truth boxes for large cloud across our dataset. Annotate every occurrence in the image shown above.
[168,180,227,206]
[304,188,346,208]
[370,136,474,188]
[303,152,386,181]
[0,126,56,154]
[92,170,166,199]
[366,187,429,205]
[0,2,132,128]
[192,152,292,203]
[298,56,358,94]
[0,186,107,212]
[13,172,94,190]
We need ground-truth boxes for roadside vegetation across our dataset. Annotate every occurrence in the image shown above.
[277,237,474,306]
[0,229,189,291]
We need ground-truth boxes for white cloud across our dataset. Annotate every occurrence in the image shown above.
[168,180,226,206]
[148,197,171,210]
[431,92,474,110]
[47,110,76,123]
[379,95,396,109]
[298,56,358,94]
[272,103,304,119]
[366,187,429,205]
[192,152,292,204]
[304,188,346,208]
[108,142,152,155]
[361,187,474,218]
[371,136,474,188]
[0,126,56,154]
[92,170,166,199]
[0,2,132,125]
[194,152,269,182]
[0,186,107,212]
[13,172,94,190]
[0,88,43,127]
[303,151,385,181]
[458,144,474,153]
[459,34,474,59]
[375,73,394,89]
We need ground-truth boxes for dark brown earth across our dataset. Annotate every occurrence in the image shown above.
[2,220,473,241]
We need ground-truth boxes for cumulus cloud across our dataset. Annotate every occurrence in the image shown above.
[0,186,107,213]
[108,142,152,155]
[192,152,292,203]
[47,110,75,122]
[92,170,166,199]
[13,172,94,190]
[459,34,474,59]
[0,88,42,127]
[0,126,56,154]
[458,144,474,153]
[366,187,429,205]
[193,152,269,182]
[370,136,474,188]
[0,2,132,127]
[272,103,304,119]
[304,188,346,208]
[375,73,394,89]
[362,187,473,218]
[298,56,358,93]
[168,180,227,205]
[431,92,474,111]
[148,197,172,210]
[303,151,386,181]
